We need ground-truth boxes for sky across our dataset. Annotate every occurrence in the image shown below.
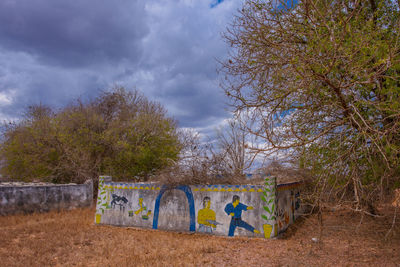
[0,0,244,137]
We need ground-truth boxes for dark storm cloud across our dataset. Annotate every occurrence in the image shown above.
[131,0,240,129]
[0,0,243,137]
[0,0,148,67]
[155,73,228,128]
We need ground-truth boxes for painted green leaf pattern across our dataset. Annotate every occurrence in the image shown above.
[261,195,267,202]
[260,176,277,222]
[263,206,271,214]
[96,177,108,215]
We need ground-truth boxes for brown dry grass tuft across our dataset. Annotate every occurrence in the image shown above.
[0,205,399,266]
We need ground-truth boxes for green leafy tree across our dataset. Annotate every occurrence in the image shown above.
[221,0,400,212]
[0,87,181,183]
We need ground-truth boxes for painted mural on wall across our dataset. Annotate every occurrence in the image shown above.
[95,176,108,224]
[153,185,195,232]
[95,176,302,238]
[105,185,114,209]
[261,176,277,238]
[111,194,128,211]
[133,196,152,220]
[225,195,260,236]
[197,197,221,233]
[276,184,301,234]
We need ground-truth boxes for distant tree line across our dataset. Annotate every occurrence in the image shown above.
[0,87,181,183]
[0,86,257,185]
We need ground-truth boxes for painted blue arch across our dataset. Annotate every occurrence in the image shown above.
[152,185,196,232]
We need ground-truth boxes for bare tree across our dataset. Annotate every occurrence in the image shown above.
[220,0,400,213]
[214,119,256,177]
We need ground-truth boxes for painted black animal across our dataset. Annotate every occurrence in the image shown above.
[111,194,128,211]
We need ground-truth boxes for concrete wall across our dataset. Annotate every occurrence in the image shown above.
[276,183,301,234]
[95,176,301,238]
[0,180,93,215]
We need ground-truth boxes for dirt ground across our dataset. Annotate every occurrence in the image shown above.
[0,205,399,267]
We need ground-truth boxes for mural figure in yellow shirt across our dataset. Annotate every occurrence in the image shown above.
[197,197,221,233]
[135,197,152,220]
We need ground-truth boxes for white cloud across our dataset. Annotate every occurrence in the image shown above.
[0,90,15,106]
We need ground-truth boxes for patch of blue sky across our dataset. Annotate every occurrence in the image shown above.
[270,0,299,18]
[210,0,224,8]
[275,0,298,11]
[270,0,299,125]
[272,109,289,122]
[271,105,299,127]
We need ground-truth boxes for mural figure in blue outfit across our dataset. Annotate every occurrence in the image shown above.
[224,195,260,236]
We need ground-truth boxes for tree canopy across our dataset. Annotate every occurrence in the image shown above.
[0,87,181,183]
[221,0,400,210]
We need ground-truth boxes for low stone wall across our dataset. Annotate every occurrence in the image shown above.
[0,180,93,215]
[95,176,302,238]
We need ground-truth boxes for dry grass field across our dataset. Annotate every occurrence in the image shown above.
[0,206,399,267]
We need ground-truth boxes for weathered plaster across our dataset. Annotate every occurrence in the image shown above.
[0,180,93,215]
[95,176,301,238]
